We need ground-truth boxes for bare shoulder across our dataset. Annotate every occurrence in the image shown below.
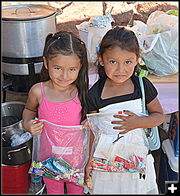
[28,81,50,101]
[24,82,42,111]
[29,82,42,98]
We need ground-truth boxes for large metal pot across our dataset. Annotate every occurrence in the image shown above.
[2,101,33,166]
[2,4,62,75]
[2,101,25,136]
[2,4,61,58]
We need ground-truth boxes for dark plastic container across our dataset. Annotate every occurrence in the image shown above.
[2,137,33,165]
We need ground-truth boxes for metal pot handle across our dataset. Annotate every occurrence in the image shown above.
[48,2,73,17]
[7,146,31,160]
[8,146,28,154]
[2,78,13,91]
[55,8,63,17]
[13,7,35,15]
[2,78,13,102]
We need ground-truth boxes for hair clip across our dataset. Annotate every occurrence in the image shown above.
[57,36,61,40]
[96,45,100,52]
[138,69,148,77]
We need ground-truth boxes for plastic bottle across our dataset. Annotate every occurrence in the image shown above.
[11,134,25,147]
[28,173,43,194]
[29,134,45,194]
[10,131,32,147]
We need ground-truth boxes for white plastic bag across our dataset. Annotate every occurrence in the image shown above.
[76,13,114,63]
[131,11,178,76]
[146,10,178,34]
[76,21,89,48]
[141,30,178,76]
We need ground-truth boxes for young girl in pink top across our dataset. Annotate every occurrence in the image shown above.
[22,31,89,194]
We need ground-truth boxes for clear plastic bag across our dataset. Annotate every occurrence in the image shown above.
[131,11,178,76]
[32,134,41,162]
[86,102,159,194]
[87,112,149,174]
[146,10,178,35]
[29,127,44,194]
[140,30,178,76]
[30,120,89,186]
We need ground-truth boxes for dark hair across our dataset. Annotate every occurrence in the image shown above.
[98,26,140,78]
[40,31,89,121]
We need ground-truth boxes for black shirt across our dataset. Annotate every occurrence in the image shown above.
[87,75,158,112]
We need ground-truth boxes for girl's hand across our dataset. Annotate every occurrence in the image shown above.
[26,120,43,135]
[84,163,93,188]
[81,119,91,130]
[111,110,141,134]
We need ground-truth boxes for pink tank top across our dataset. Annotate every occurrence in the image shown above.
[38,82,82,125]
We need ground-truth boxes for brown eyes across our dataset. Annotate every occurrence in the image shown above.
[109,60,132,65]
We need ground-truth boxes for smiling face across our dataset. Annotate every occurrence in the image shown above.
[99,46,138,84]
[44,53,81,88]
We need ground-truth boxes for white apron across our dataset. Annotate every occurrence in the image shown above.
[87,98,159,194]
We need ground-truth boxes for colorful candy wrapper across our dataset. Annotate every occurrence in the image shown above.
[30,157,84,186]
[90,154,145,175]
[166,10,178,16]
[56,157,76,170]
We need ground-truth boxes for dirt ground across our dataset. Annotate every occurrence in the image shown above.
[2,1,178,102]
[2,1,178,37]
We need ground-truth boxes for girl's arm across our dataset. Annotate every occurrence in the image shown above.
[112,97,165,133]
[143,97,165,127]
[22,83,43,135]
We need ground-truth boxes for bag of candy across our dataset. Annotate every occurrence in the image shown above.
[87,109,149,175]
[29,119,89,186]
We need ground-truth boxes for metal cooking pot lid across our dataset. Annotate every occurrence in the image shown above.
[2,4,57,21]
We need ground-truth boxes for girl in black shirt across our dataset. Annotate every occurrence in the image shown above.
[85,27,165,194]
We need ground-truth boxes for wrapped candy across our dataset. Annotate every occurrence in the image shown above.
[90,152,145,175]
[31,157,84,186]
